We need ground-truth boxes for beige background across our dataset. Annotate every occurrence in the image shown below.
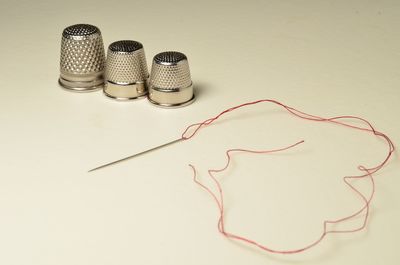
[0,0,399,264]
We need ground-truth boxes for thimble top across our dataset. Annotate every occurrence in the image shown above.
[109,40,143,53]
[62,24,100,40]
[154,51,187,65]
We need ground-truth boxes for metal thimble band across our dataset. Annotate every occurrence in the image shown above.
[148,51,195,108]
[104,40,149,100]
[59,24,106,92]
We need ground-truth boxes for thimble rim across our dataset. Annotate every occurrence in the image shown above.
[58,78,104,92]
[148,94,196,108]
[103,80,148,100]
[148,83,195,108]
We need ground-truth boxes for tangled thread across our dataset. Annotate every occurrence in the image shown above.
[181,99,395,254]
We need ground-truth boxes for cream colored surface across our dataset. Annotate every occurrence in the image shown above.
[0,0,399,264]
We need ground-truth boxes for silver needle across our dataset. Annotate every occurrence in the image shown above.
[88,138,184,172]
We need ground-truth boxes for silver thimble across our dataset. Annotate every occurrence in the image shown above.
[148,51,195,108]
[104,40,149,100]
[59,24,106,91]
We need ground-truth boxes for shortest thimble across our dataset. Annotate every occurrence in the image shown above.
[59,24,106,91]
[104,40,149,100]
[148,51,195,108]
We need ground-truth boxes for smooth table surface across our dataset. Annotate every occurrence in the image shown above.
[0,0,399,264]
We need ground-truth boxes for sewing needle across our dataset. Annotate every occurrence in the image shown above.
[88,138,184,172]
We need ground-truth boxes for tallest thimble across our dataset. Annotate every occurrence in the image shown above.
[59,24,106,91]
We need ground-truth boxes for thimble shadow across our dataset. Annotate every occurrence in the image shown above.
[193,81,212,100]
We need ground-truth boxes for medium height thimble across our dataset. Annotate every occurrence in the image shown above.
[104,40,149,100]
[59,24,106,91]
[148,51,195,108]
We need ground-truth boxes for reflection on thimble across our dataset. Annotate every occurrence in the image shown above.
[148,51,195,108]
[104,40,149,100]
[59,24,105,92]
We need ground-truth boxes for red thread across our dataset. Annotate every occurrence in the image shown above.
[182,99,395,254]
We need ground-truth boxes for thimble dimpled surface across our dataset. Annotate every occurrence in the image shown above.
[104,40,149,100]
[148,51,195,108]
[59,24,105,91]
